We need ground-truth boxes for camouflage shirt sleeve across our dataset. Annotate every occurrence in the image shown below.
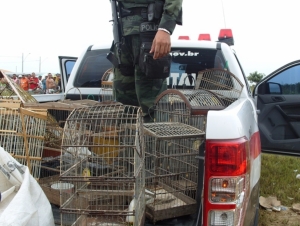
[159,0,183,35]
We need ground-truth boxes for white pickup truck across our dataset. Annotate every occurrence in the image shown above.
[39,29,300,225]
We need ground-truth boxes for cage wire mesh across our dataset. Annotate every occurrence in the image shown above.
[152,68,243,128]
[0,100,47,179]
[194,68,244,106]
[59,102,145,226]
[143,122,205,223]
[153,89,224,130]
[100,68,114,102]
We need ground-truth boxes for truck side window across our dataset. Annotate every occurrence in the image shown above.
[65,61,75,82]
[74,49,112,88]
[268,65,300,95]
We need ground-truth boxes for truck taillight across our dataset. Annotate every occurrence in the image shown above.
[207,138,247,176]
[209,210,235,226]
[203,137,249,226]
[210,177,244,203]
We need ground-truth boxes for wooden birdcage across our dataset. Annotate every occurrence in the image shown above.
[0,71,38,103]
[59,102,145,226]
[24,100,101,160]
[143,122,205,223]
[0,100,47,179]
[23,101,76,182]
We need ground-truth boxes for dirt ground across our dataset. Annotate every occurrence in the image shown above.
[259,207,300,226]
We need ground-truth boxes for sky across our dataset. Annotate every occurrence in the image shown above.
[1,0,300,76]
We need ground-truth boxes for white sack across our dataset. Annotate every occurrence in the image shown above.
[0,146,54,226]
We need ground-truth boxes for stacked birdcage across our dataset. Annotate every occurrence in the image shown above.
[143,122,205,222]
[146,68,244,222]
[194,68,244,106]
[154,68,244,127]
[0,100,47,179]
[154,89,224,130]
[59,102,145,226]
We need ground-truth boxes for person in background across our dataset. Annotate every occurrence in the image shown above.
[42,75,48,94]
[52,74,57,84]
[56,73,61,92]
[37,75,43,93]
[12,74,19,85]
[17,75,22,85]
[46,73,56,94]
[28,72,39,94]
[20,74,29,91]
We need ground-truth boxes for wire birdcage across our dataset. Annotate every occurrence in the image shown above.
[60,102,145,226]
[154,89,225,130]
[154,69,243,127]
[23,100,101,206]
[194,68,244,105]
[0,101,47,179]
[143,122,205,223]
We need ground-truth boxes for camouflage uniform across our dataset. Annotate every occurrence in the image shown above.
[112,0,183,121]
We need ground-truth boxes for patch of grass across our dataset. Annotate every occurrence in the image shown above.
[260,153,300,206]
[259,153,300,225]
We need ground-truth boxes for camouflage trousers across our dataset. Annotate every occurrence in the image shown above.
[113,35,167,122]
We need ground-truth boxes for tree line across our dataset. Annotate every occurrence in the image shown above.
[247,71,264,91]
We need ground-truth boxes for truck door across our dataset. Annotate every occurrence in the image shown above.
[253,60,300,156]
[58,56,77,93]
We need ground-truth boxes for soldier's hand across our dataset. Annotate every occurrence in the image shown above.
[150,30,171,60]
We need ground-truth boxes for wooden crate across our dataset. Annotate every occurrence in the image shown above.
[71,215,132,226]
[61,192,141,226]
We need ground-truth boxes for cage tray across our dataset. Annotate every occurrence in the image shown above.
[145,183,197,223]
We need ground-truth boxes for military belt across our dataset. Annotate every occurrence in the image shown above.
[120,7,148,20]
